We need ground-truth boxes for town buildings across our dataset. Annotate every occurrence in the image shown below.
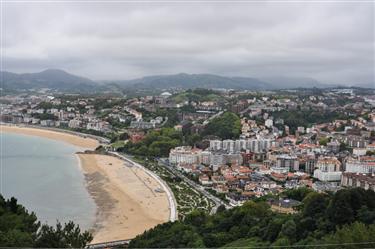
[313,156,342,182]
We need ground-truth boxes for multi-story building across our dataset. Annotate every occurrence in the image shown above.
[222,139,236,153]
[201,151,212,165]
[341,172,375,191]
[210,153,225,169]
[246,138,274,153]
[345,135,369,148]
[275,155,299,171]
[304,156,316,174]
[68,119,82,129]
[313,156,342,182]
[345,157,375,174]
[40,120,55,127]
[210,140,223,151]
[169,146,202,165]
[327,140,340,153]
[210,138,274,154]
[87,121,112,133]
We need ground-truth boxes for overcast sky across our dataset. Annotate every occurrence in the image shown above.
[2,1,374,84]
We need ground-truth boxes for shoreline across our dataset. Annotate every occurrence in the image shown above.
[110,152,178,222]
[78,153,170,243]
[0,125,99,150]
[1,125,171,243]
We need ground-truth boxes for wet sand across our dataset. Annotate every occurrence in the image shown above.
[78,154,170,243]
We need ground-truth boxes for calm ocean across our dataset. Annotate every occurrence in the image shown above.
[0,132,96,229]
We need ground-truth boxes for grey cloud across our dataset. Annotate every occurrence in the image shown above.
[2,2,374,85]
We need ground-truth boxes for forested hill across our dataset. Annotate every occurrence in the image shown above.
[129,188,375,248]
[0,69,98,92]
[114,73,339,91]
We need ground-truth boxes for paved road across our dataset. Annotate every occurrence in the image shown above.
[157,158,231,214]
[86,239,130,249]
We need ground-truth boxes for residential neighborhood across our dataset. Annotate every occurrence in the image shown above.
[2,87,375,209]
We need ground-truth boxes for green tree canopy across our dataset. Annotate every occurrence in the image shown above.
[129,188,375,248]
[203,112,241,139]
[0,195,93,248]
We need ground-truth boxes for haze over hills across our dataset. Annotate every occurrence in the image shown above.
[0,69,97,92]
[114,73,272,90]
[0,69,372,93]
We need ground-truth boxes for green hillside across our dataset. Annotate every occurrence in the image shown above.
[129,188,375,248]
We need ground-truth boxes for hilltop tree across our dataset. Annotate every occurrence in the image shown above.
[203,112,241,139]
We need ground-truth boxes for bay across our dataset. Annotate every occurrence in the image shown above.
[0,132,96,230]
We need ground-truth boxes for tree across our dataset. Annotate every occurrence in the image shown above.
[35,221,93,248]
[319,137,329,146]
[217,205,226,213]
[283,187,312,202]
[121,128,183,157]
[280,219,297,242]
[0,195,93,248]
[315,222,375,249]
[357,206,375,225]
[272,237,291,247]
[129,188,375,248]
[327,188,374,226]
[203,112,241,139]
[302,192,329,220]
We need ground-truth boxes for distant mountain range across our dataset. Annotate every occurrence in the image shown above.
[0,69,97,92]
[111,73,342,90]
[114,73,271,90]
[0,69,372,93]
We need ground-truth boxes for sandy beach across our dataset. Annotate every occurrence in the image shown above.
[78,154,170,243]
[1,125,170,243]
[0,125,99,150]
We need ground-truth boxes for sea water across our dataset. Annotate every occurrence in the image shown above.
[0,132,96,230]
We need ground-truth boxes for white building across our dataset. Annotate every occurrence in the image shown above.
[297,126,305,133]
[169,146,202,165]
[201,151,212,165]
[223,139,235,153]
[265,119,273,128]
[87,121,111,132]
[246,138,273,153]
[209,140,222,151]
[345,157,375,174]
[353,148,367,156]
[313,156,342,182]
[209,137,274,154]
[68,119,82,129]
